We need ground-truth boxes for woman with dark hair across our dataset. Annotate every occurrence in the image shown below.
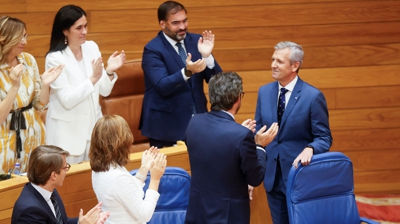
[90,115,167,223]
[0,16,63,174]
[45,5,126,164]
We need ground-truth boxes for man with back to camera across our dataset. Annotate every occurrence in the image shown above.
[185,71,279,224]
[255,41,332,224]
[12,145,109,224]
[140,1,222,148]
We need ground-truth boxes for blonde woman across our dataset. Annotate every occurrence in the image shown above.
[0,16,63,174]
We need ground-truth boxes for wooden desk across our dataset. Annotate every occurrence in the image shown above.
[0,143,271,224]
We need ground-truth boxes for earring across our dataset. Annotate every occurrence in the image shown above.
[64,36,67,45]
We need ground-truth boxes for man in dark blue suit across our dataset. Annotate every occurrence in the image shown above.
[140,1,222,148]
[12,145,108,224]
[185,71,279,224]
[255,41,333,224]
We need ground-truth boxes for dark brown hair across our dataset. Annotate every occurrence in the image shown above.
[89,115,133,172]
[27,145,69,185]
[158,1,187,22]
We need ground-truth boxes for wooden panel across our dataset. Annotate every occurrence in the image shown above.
[88,1,400,32]
[331,128,400,151]
[338,149,400,172]
[214,43,400,71]
[211,21,400,50]
[24,0,360,13]
[0,0,25,13]
[354,170,400,194]
[336,86,400,109]
[330,107,400,131]
[21,21,400,55]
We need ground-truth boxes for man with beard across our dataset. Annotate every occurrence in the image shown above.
[140,1,222,148]
[185,71,278,224]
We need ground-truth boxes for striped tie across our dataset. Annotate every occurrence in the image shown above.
[50,193,64,224]
[176,42,187,65]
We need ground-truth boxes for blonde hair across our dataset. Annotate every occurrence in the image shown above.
[0,16,26,64]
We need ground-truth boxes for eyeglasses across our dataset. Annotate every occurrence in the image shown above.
[20,34,28,42]
[63,163,71,171]
[240,92,245,99]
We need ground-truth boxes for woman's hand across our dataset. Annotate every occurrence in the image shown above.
[9,64,24,88]
[41,65,64,86]
[106,50,126,74]
[90,57,103,85]
[150,153,167,181]
[141,146,158,171]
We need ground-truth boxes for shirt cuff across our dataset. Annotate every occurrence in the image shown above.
[256,146,266,153]
[205,54,215,69]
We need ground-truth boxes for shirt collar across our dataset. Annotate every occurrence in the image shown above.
[279,75,298,92]
[31,183,53,202]
[221,110,235,120]
[163,32,185,48]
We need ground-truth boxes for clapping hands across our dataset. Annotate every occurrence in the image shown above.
[198,30,215,58]
[41,65,64,86]
[106,50,126,74]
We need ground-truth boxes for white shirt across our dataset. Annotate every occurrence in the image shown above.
[278,76,299,108]
[162,32,215,80]
[31,183,57,218]
[92,165,160,224]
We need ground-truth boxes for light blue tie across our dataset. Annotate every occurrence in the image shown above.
[176,42,187,65]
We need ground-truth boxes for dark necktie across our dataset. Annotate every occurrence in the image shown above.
[176,42,187,65]
[277,88,289,125]
[176,42,196,115]
[50,193,64,224]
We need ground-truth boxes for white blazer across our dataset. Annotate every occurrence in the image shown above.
[45,41,117,155]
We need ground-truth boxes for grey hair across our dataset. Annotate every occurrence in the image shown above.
[274,41,304,72]
[209,71,243,111]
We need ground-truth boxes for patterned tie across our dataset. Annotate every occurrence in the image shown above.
[277,88,289,125]
[50,193,64,224]
[176,42,187,65]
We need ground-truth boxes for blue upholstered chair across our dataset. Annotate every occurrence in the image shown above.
[130,166,190,224]
[286,152,379,224]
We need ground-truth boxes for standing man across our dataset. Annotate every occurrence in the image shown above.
[185,71,279,224]
[255,41,332,224]
[140,1,222,148]
[12,145,109,224]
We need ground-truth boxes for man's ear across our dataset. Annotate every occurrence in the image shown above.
[159,20,165,30]
[50,171,57,180]
[292,61,300,72]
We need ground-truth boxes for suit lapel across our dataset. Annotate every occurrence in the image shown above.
[280,78,303,128]
[269,83,279,121]
[159,31,185,67]
[26,183,57,223]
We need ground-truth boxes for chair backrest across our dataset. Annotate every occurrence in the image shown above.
[100,59,149,152]
[286,152,361,224]
[130,166,191,224]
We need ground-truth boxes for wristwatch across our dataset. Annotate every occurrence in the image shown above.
[184,67,193,77]
[306,145,314,152]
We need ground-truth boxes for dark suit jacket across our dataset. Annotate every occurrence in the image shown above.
[185,111,266,224]
[12,183,78,224]
[255,78,332,192]
[140,31,222,142]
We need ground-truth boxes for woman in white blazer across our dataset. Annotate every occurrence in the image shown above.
[45,5,126,164]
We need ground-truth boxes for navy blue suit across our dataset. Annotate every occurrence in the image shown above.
[140,31,222,143]
[185,111,266,224]
[255,78,332,223]
[12,183,78,224]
